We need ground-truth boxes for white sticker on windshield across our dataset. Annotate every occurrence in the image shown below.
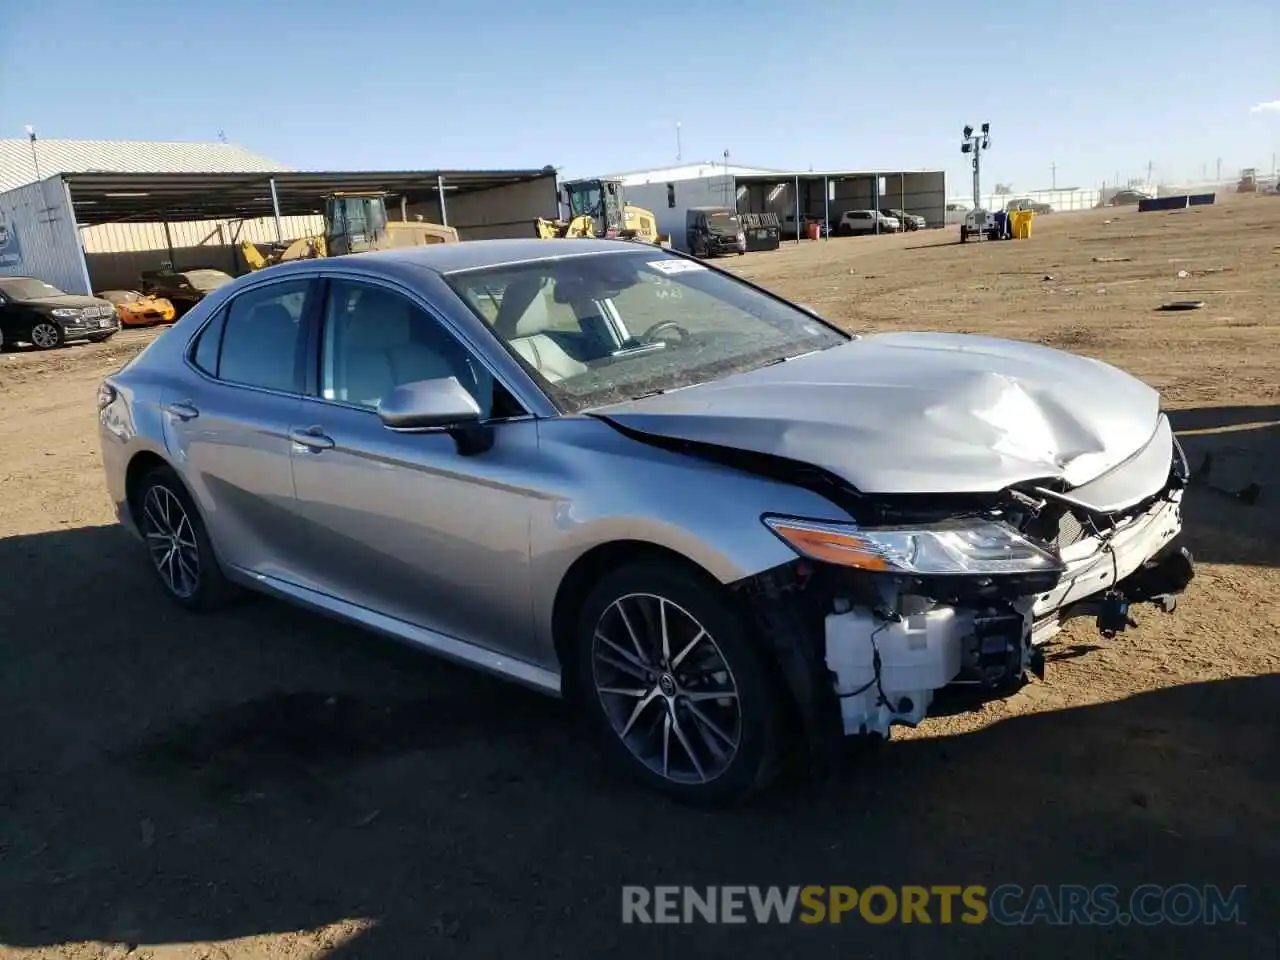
[646,258,708,275]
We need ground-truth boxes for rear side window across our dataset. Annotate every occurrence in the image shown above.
[217,280,313,393]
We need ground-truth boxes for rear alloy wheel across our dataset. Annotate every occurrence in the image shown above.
[29,321,63,350]
[575,562,780,806]
[136,465,236,611]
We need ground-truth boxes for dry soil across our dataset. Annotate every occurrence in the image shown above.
[1,197,1277,959]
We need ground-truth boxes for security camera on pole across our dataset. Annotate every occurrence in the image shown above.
[960,122,990,210]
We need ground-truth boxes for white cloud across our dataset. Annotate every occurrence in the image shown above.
[1249,100,1280,113]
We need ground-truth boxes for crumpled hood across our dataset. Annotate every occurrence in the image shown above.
[595,332,1163,496]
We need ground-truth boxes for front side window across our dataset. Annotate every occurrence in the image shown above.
[217,279,312,393]
[446,251,848,413]
[319,280,501,418]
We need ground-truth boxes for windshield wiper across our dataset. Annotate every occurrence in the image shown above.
[759,348,822,368]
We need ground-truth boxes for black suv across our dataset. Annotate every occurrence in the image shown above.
[0,276,119,351]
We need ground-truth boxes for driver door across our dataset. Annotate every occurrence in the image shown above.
[287,277,544,662]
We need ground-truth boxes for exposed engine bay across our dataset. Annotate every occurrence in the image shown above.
[709,419,1199,771]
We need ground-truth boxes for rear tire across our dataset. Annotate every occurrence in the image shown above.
[572,561,781,806]
[134,464,237,612]
[959,226,969,243]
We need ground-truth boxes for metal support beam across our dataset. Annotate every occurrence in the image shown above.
[162,221,175,269]
[400,195,408,222]
[794,175,800,245]
[437,175,448,226]
[268,177,283,242]
[873,175,881,235]
[823,176,830,241]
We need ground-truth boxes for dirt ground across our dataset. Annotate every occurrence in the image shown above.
[1,198,1277,959]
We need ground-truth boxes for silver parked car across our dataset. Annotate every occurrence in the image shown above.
[98,239,1195,805]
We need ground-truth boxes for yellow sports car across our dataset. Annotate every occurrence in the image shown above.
[98,290,177,327]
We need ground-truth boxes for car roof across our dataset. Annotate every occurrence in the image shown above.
[267,238,663,279]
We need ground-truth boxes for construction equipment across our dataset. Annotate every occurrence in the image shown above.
[535,178,670,246]
[242,192,458,271]
[1237,168,1258,193]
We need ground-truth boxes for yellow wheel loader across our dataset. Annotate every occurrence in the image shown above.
[535,178,671,246]
[242,192,458,271]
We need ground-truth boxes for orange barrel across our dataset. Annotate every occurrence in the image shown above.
[806,221,821,240]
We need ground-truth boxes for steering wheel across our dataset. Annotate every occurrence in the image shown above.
[640,320,691,345]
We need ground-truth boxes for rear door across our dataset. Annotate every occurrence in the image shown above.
[163,277,317,580]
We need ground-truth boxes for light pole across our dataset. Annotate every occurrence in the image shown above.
[24,125,42,181]
[961,122,990,210]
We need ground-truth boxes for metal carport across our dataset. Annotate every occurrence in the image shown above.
[0,166,558,294]
[734,169,947,240]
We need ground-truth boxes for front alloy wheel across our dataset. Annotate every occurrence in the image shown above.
[29,321,63,350]
[592,593,742,785]
[575,562,780,805]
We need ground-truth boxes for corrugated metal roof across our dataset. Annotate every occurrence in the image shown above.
[0,139,292,193]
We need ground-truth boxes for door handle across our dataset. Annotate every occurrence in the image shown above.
[164,400,199,421]
[289,427,335,451]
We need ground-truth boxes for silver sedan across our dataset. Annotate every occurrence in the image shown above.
[98,238,1195,805]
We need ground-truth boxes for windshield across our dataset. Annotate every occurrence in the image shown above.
[566,183,602,218]
[0,277,65,300]
[184,269,234,291]
[446,250,848,413]
[99,290,140,304]
[707,212,740,233]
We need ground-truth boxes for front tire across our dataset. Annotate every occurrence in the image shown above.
[135,464,236,611]
[29,320,64,350]
[573,561,781,806]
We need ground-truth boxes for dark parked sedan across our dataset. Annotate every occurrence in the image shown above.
[0,276,119,350]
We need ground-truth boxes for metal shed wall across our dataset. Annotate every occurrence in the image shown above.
[0,178,90,293]
[890,172,946,227]
[404,174,558,240]
[81,215,325,291]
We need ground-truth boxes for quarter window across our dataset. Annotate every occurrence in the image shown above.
[217,280,312,393]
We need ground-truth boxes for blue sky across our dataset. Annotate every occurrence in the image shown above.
[2,0,1276,192]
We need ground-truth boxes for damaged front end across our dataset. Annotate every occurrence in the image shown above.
[731,434,1196,777]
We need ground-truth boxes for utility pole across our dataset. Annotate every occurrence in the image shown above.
[1216,157,1222,182]
[1050,161,1056,190]
[961,122,991,210]
[1146,160,1154,184]
[675,122,682,163]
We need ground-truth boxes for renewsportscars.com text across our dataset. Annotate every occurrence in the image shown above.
[621,884,1247,926]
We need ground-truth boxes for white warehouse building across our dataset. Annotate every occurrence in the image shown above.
[594,161,947,250]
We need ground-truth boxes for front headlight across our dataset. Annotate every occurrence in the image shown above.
[763,516,1064,575]
[51,308,82,319]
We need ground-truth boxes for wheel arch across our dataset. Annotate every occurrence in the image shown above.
[550,540,723,697]
[124,449,175,526]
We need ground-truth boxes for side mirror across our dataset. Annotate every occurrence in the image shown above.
[378,376,481,430]
[378,377,493,455]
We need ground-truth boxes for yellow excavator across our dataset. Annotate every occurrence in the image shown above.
[242,191,458,271]
[535,178,670,246]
